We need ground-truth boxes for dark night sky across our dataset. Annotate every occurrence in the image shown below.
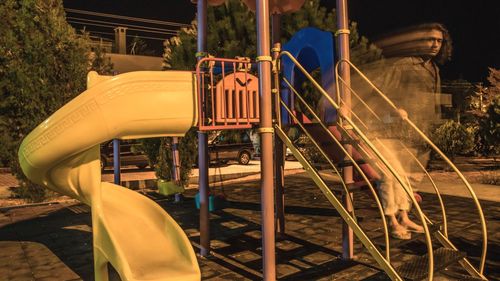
[63,0,499,82]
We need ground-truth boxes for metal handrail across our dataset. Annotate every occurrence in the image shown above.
[280,78,391,260]
[275,123,402,280]
[334,71,450,238]
[195,56,258,131]
[278,88,357,221]
[400,143,448,237]
[334,75,449,237]
[279,50,433,280]
[336,58,488,275]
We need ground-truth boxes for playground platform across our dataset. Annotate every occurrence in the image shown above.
[0,167,498,280]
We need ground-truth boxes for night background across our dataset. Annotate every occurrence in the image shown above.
[62,0,499,82]
[0,1,498,280]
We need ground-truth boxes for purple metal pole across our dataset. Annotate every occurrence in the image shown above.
[172,137,182,202]
[336,0,354,260]
[113,139,121,185]
[256,1,276,280]
[271,14,285,237]
[197,0,210,257]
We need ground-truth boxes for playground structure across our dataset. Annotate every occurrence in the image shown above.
[18,0,489,280]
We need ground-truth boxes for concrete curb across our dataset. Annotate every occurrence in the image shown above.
[0,167,10,173]
[0,199,78,212]
[121,179,157,190]
[118,171,265,190]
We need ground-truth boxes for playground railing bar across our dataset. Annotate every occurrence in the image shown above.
[331,94,449,235]
[275,124,402,280]
[279,78,391,261]
[335,59,488,276]
[278,51,435,279]
[196,57,261,131]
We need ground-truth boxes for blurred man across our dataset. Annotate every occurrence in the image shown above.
[367,23,453,239]
[373,23,452,129]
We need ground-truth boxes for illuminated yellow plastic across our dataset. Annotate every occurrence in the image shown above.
[18,71,200,281]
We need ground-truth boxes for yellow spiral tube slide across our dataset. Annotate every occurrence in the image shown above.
[18,71,201,281]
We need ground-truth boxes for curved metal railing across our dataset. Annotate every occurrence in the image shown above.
[333,67,452,239]
[335,59,488,275]
[278,51,427,280]
[281,77,392,261]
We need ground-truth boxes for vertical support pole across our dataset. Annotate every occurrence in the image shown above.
[271,14,285,237]
[197,0,210,257]
[256,1,276,280]
[112,27,127,186]
[336,0,354,260]
[172,137,182,202]
[172,137,181,182]
[113,139,121,185]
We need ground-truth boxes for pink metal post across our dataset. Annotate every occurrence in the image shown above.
[255,0,276,280]
[336,0,354,260]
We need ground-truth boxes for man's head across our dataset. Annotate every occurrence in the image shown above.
[374,23,452,65]
[422,29,443,57]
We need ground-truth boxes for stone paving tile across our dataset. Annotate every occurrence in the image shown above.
[0,173,19,189]
[0,241,34,281]
[0,173,498,280]
[23,242,80,281]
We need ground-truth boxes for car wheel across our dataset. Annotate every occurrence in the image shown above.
[238,151,251,165]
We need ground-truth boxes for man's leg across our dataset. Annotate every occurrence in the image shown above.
[379,178,412,240]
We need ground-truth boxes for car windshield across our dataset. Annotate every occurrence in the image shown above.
[208,131,221,144]
[209,130,251,145]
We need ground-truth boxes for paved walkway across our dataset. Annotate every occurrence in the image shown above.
[0,168,498,280]
[0,160,304,197]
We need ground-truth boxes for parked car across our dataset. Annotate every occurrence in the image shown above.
[100,140,150,171]
[208,130,255,165]
[285,136,308,161]
[285,147,295,161]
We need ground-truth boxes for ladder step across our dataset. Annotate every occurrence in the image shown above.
[440,268,486,280]
[397,247,466,280]
[338,159,367,168]
[373,223,442,249]
[345,181,371,192]
[339,139,361,145]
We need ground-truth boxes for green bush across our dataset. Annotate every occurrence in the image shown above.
[138,127,198,188]
[431,120,474,159]
[480,172,500,185]
[476,96,500,156]
[0,0,113,202]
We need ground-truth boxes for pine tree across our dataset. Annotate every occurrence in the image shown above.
[164,0,381,69]
[156,0,382,183]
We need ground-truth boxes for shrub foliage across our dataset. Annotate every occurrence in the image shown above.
[0,0,111,201]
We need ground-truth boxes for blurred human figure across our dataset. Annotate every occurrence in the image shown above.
[373,23,452,131]
[368,23,452,239]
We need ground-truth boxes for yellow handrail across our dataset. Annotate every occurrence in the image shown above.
[275,122,402,280]
[400,144,448,237]
[281,78,396,261]
[279,50,434,279]
[333,69,450,238]
[336,58,488,275]
[334,76,449,237]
